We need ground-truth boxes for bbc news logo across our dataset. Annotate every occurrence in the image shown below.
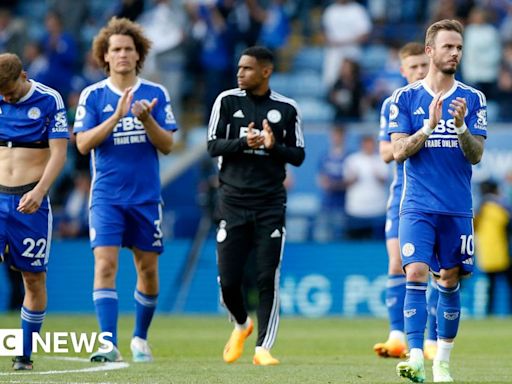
[0,329,113,356]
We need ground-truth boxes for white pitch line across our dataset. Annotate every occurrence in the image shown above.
[0,356,129,376]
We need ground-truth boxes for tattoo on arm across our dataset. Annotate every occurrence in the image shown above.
[392,131,429,163]
[458,132,484,164]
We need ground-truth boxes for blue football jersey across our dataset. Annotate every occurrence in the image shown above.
[73,78,178,205]
[0,80,69,142]
[379,96,403,213]
[388,80,487,217]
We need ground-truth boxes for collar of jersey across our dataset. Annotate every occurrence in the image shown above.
[12,80,36,104]
[420,79,458,101]
[106,77,141,96]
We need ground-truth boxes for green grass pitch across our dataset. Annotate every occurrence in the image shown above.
[0,314,510,383]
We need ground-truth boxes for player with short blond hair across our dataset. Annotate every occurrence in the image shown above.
[0,52,69,370]
[390,19,486,382]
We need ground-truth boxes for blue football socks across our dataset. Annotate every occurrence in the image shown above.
[93,288,118,346]
[387,274,406,332]
[404,282,428,350]
[133,290,158,340]
[426,279,439,341]
[21,306,46,358]
[437,283,461,339]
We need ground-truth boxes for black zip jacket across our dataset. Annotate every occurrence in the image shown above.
[207,88,305,206]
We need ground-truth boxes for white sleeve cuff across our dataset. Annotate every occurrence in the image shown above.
[455,123,467,135]
[421,120,434,136]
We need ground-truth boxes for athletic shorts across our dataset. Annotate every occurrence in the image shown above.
[89,203,164,253]
[0,192,51,273]
[399,211,474,276]
[385,204,399,240]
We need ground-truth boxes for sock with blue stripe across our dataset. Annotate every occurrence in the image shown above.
[386,274,406,334]
[133,290,158,340]
[21,306,46,358]
[426,279,439,341]
[404,282,428,350]
[437,283,461,339]
[93,289,118,346]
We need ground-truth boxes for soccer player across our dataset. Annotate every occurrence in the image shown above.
[0,53,69,370]
[207,46,305,365]
[73,18,176,363]
[389,19,486,383]
[374,42,439,360]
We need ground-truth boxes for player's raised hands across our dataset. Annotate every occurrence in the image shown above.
[448,97,466,128]
[262,119,275,149]
[428,91,443,129]
[247,122,264,149]
[132,98,157,123]
[114,87,133,119]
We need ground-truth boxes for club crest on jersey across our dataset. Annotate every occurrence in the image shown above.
[267,109,281,123]
[28,107,41,119]
[402,243,415,257]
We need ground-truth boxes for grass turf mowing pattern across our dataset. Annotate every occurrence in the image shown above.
[0,315,510,383]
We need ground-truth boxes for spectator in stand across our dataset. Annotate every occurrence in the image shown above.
[49,0,88,43]
[497,41,512,120]
[57,172,91,238]
[195,2,235,124]
[22,41,50,85]
[321,0,372,87]
[138,0,187,121]
[462,7,501,100]
[343,134,388,239]
[316,123,349,241]
[40,10,78,102]
[0,7,26,57]
[475,180,512,315]
[328,58,365,122]
[112,0,146,21]
[255,0,291,68]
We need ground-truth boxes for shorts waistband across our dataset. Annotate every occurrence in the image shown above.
[0,181,39,195]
